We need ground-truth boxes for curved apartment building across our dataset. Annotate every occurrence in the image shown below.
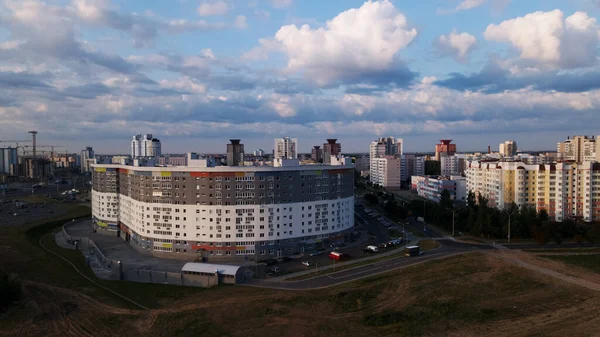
[91,164,354,261]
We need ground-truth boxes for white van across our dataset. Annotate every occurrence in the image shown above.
[365,245,379,253]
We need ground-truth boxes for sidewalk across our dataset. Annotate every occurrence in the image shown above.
[268,235,417,281]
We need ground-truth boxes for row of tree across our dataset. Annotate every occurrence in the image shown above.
[365,189,600,244]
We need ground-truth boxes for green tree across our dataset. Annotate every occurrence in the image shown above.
[364,193,379,205]
[439,189,453,209]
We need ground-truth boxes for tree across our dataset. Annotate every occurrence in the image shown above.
[364,193,379,205]
[467,190,477,210]
[439,189,453,209]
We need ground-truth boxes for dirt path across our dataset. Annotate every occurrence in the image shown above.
[494,251,600,292]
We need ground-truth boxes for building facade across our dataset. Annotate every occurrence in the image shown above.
[499,140,518,157]
[274,137,298,160]
[557,135,599,163]
[466,160,600,222]
[323,139,341,165]
[311,146,323,163]
[370,156,401,188]
[226,139,244,166]
[81,146,95,173]
[434,140,457,161]
[131,134,161,158]
[411,175,467,202]
[91,163,355,261]
[440,153,466,176]
[0,148,18,175]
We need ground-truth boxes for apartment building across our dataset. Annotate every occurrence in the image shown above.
[411,175,467,202]
[274,137,298,160]
[91,159,355,261]
[466,160,600,222]
[499,140,518,157]
[370,156,401,188]
[557,135,600,163]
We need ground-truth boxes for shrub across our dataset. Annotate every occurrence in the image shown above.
[0,270,23,309]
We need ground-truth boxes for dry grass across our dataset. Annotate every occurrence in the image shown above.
[2,252,600,337]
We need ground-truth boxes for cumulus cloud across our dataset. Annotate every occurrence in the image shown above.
[484,10,600,69]
[434,30,477,63]
[248,0,417,86]
[197,1,230,16]
[438,0,486,14]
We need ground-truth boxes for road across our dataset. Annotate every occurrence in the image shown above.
[244,238,491,290]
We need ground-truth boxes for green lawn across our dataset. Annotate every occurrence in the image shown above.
[542,254,600,274]
[525,248,600,253]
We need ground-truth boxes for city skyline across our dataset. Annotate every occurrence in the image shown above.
[2,0,600,152]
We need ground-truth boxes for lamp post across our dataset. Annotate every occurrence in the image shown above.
[504,208,518,244]
[450,207,463,237]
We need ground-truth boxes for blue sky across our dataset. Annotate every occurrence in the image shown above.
[1,0,600,154]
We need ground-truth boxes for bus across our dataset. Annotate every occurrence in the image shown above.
[329,251,350,261]
[404,246,422,257]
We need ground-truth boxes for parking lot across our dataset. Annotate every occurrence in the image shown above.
[0,199,72,226]
[259,202,412,278]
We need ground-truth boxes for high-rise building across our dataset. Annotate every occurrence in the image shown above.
[81,146,95,173]
[0,147,18,175]
[131,134,161,158]
[227,139,244,166]
[466,160,600,222]
[253,149,265,156]
[311,146,323,163]
[434,140,456,161]
[557,135,599,163]
[323,139,341,165]
[370,137,403,185]
[274,137,298,160]
[499,140,518,157]
[370,156,401,188]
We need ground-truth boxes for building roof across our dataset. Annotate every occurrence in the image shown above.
[182,262,241,276]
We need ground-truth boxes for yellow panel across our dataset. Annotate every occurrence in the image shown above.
[97,221,107,227]
[236,246,245,250]
[315,170,322,175]
[160,171,172,177]
[95,167,106,172]
[235,172,245,177]
[162,243,173,248]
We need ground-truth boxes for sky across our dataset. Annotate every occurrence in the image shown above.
[1,0,600,154]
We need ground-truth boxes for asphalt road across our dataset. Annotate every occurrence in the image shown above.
[244,239,490,290]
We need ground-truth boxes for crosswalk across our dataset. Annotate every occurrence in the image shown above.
[429,236,457,242]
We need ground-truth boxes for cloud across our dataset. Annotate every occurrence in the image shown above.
[248,0,417,86]
[197,1,230,16]
[234,15,248,29]
[438,0,486,14]
[484,10,600,69]
[434,30,477,63]
[272,0,292,9]
[254,9,271,19]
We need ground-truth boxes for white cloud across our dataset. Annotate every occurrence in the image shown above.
[234,15,248,29]
[159,77,206,94]
[197,1,230,16]
[272,0,292,9]
[253,0,417,85]
[435,30,477,63]
[484,10,600,69]
[438,0,486,14]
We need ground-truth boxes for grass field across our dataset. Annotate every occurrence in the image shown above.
[542,254,600,274]
[525,247,600,253]
[3,252,599,337]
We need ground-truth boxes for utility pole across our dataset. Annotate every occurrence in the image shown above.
[504,207,518,244]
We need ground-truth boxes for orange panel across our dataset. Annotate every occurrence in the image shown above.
[190,172,210,177]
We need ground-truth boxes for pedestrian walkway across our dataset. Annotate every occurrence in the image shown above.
[430,236,456,242]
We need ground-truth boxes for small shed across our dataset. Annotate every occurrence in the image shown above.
[181,262,244,287]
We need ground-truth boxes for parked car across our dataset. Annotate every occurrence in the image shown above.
[302,261,313,267]
[379,242,391,248]
[270,266,281,273]
[310,251,323,257]
[364,245,379,253]
[264,259,278,266]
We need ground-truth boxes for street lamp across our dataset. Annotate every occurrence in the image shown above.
[504,208,518,244]
[450,207,463,237]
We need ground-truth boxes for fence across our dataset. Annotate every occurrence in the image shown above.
[59,220,188,286]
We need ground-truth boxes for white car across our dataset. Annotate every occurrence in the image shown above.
[302,261,313,267]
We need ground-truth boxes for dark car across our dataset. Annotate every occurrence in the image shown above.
[310,251,323,257]
[277,256,292,263]
[263,259,278,266]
